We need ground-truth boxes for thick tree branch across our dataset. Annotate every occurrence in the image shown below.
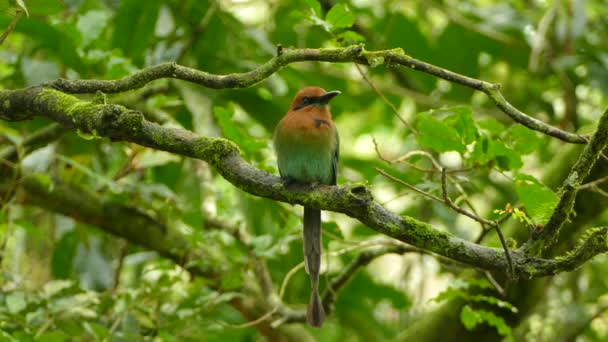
[17,174,193,268]
[523,227,608,276]
[524,108,608,256]
[0,87,604,278]
[0,172,309,337]
[43,45,586,144]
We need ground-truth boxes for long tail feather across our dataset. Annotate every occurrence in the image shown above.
[303,207,325,327]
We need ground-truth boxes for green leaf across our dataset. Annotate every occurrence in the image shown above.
[0,330,18,342]
[515,174,558,224]
[302,0,321,16]
[442,106,479,145]
[416,111,465,153]
[112,0,161,67]
[76,10,111,47]
[51,230,79,279]
[0,124,22,145]
[1,17,85,73]
[15,0,28,16]
[491,140,523,170]
[220,271,244,291]
[325,3,354,30]
[336,30,366,45]
[460,305,513,339]
[38,331,69,342]
[478,119,505,135]
[322,221,344,240]
[213,104,266,161]
[460,305,481,330]
[22,0,63,15]
[509,125,541,155]
[5,291,26,314]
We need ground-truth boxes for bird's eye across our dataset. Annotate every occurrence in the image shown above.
[302,97,311,104]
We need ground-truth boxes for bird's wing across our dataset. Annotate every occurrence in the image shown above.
[331,128,339,185]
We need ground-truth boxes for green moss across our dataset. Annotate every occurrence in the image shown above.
[38,88,80,114]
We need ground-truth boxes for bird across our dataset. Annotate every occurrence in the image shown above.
[273,86,340,327]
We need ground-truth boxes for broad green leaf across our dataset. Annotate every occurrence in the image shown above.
[478,119,505,135]
[6,291,26,314]
[76,10,111,47]
[213,104,266,161]
[21,0,63,15]
[416,111,465,153]
[0,330,18,342]
[0,124,22,145]
[51,230,79,279]
[322,221,344,240]
[112,0,161,67]
[336,30,366,45]
[514,174,558,224]
[491,140,523,170]
[220,271,244,291]
[442,106,479,145]
[37,331,69,342]
[509,125,541,155]
[1,17,85,73]
[302,0,321,16]
[326,3,354,30]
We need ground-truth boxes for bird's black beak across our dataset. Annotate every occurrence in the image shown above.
[317,90,341,105]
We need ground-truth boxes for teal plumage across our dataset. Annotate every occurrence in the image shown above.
[274,87,340,328]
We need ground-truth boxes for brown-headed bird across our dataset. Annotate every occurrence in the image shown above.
[274,87,340,327]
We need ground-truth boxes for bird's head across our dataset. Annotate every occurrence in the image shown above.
[290,87,341,111]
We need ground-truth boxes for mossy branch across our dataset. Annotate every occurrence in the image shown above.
[12,173,199,274]
[0,87,604,278]
[524,108,608,256]
[42,45,586,144]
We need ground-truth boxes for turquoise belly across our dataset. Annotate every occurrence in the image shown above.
[276,144,334,184]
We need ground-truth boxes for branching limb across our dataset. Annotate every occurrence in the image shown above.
[524,108,608,256]
[0,87,605,279]
[440,168,514,278]
[41,45,586,143]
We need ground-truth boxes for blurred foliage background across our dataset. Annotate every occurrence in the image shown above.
[0,0,608,341]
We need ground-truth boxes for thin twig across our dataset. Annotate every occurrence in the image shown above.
[0,10,23,45]
[579,175,608,190]
[376,167,444,203]
[112,147,140,181]
[484,271,506,297]
[355,64,417,133]
[440,168,514,278]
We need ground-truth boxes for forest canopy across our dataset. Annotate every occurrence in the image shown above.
[0,0,608,341]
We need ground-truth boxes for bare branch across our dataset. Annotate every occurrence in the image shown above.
[40,45,586,143]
